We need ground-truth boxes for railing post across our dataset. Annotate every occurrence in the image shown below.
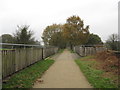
[41,48,44,60]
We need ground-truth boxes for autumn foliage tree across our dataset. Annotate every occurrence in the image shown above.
[42,24,66,48]
[63,16,89,49]
[42,15,91,49]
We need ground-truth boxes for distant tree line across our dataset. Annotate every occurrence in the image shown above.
[42,15,103,49]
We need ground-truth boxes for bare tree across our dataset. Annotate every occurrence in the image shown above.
[106,34,119,51]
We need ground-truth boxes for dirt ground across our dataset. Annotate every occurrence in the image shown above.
[33,49,92,88]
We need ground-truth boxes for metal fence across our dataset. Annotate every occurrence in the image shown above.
[0,43,58,79]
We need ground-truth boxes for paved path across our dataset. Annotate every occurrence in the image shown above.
[33,49,92,88]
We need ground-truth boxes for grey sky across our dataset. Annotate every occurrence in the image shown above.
[0,0,119,42]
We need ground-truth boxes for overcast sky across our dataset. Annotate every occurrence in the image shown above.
[0,0,119,42]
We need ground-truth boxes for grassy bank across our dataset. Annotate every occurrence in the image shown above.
[3,59,54,88]
[75,56,117,88]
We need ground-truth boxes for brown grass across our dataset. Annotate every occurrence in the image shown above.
[96,50,119,75]
[83,50,119,86]
[96,51,119,86]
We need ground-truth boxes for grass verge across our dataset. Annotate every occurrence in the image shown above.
[0,48,15,50]
[75,56,117,88]
[2,59,54,88]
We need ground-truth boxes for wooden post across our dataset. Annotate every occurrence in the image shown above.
[41,48,44,60]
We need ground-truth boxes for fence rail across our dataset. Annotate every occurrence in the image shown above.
[73,45,107,56]
[1,43,58,79]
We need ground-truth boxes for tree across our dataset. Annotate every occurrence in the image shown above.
[0,34,14,43]
[63,15,89,49]
[85,33,103,45]
[42,16,90,49]
[42,24,66,48]
[13,25,35,44]
[0,34,14,48]
[106,34,119,51]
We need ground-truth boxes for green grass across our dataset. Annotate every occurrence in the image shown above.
[75,57,117,88]
[2,59,54,88]
[69,49,75,53]
[80,55,95,60]
[58,49,64,53]
[0,48,15,50]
